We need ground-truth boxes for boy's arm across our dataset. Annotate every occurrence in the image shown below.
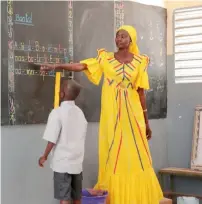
[39,142,55,167]
[38,109,61,167]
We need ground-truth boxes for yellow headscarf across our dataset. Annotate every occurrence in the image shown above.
[117,25,139,55]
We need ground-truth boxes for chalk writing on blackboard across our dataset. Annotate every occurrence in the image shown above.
[5,1,70,125]
[14,54,66,63]
[156,23,164,42]
[14,68,57,77]
[8,94,15,122]
[14,12,34,26]
[114,0,124,53]
[14,55,65,63]
[67,0,74,78]
[114,0,124,31]
[14,41,68,54]
[13,40,68,77]
[14,41,68,63]
[7,0,16,124]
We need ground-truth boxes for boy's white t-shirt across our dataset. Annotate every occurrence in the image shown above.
[43,101,88,174]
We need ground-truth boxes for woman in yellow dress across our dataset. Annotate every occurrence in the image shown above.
[42,25,163,204]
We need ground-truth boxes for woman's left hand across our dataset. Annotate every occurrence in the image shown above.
[146,123,152,140]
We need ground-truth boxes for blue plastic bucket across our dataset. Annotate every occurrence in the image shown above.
[82,189,108,204]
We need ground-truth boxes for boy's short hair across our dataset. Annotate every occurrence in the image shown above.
[61,79,82,100]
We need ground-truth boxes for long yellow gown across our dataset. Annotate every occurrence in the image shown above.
[81,49,163,204]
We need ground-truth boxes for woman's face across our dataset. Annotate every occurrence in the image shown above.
[115,30,131,49]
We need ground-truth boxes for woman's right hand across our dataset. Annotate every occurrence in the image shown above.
[40,63,56,71]
[37,63,86,72]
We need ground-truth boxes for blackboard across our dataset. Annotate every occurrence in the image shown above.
[124,2,167,119]
[1,1,167,125]
[73,1,114,122]
[1,1,70,125]
[74,1,167,122]
[1,1,9,125]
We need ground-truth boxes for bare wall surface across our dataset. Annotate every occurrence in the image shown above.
[166,1,202,200]
[167,55,202,201]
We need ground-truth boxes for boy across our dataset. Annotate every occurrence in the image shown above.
[38,79,87,204]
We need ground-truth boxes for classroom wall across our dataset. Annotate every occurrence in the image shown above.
[1,1,169,204]
[2,1,202,203]
[1,110,168,204]
[165,0,202,199]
